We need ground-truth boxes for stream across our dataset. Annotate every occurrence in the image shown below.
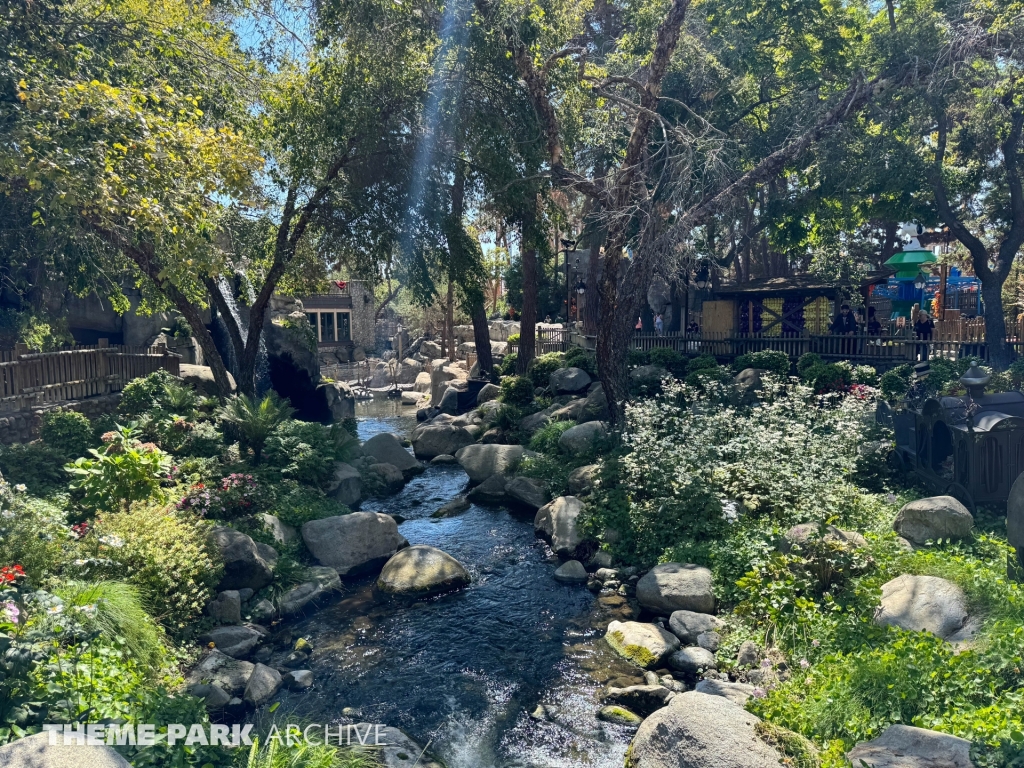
[276,400,640,767]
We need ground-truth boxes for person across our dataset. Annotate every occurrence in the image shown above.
[867,306,882,336]
[686,320,700,334]
[635,317,642,333]
[832,303,858,356]
[914,309,934,361]
[654,313,664,336]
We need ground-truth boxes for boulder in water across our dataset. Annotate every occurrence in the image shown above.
[302,512,408,576]
[413,425,474,459]
[363,433,422,476]
[325,462,362,507]
[558,421,608,456]
[377,545,471,596]
[455,444,526,484]
[605,620,680,668]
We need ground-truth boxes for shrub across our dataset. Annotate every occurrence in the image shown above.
[494,404,524,432]
[627,348,650,367]
[67,426,172,511]
[266,481,346,529]
[217,392,296,463]
[177,473,260,519]
[0,443,68,493]
[797,352,823,377]
[40,410,93,460]
[500,376,535,407]
[118,370,177,418]
[90,501,221,629]
[497,352,518,376]
[852,364,878,386]
[803,363,852,394]
[649,347,687,377]
[563,346,597,377]
[263,420,338,486]
[162,419,224,458]
[879,364,912,403]
[687,354,719,374]
[1010,358,1024,388]
[733,350,790,377]
[506,333,520,344]
[0,490,73,581]
[528,420,575,454]
[528,352,565,387]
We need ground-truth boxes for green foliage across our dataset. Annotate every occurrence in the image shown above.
[529,352,565,387]
[263,420,338,486]
[500,376,535,407]
[733,350,791,377]
[218,392,296,463]
[0,443,68,494]
[797,353,823,378]
[265,481,346,529]
[627,348,650,367]
[118,370,178,419]
[563,346,597,377]
[53,580,165,671]
[851,364,878,386]
[802,363,852,394]
[497,352,518,376]
[493,404,524,432]
[528,420,574,454]
[89,502,221,630]
[648,347,687,377]
[40,410,94,461]
[239,737,382,768]
[1009,358,1024,388]
[879,364,912,403]
[0,492,73,582]
[159,419,225,458]
[506,333,520,344]
[687,354,720,374]
[67,425,171,511]
[162,316,192,340]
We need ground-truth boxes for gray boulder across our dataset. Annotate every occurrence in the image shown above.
[421,340,443,359]
[438,386,460,414]
[578,383,610,423]
[285,670,314,691]
[636,563,715,615]
[325,462,362,507]
[558,421,608,456]
[455,444,525,484]
[243,663,282,708]
[414,371,432,393]
[894,496,974,544]
[197,625,263,659]
[0,731,131,768]
[694,679,756,707]
[250,599,276,622]
[668,646,717,677]
[368,462,405,491]
[377,545,471,596]
[733,368,767,405]
[875,574,971,640]
[630,365,669,388]
[553,560,588,584]
[206,590,241,625]
[736,640,761,667]
[518,410,551,436]
[432,496,471,518]
[209,527,274,592]
[259,513,297,546]
[506,476,550,510]
[349,724,446,768]
[535,496,591,559]
[362,433,422,476]
[317,380,356,422]
[302,512,409,576]
[568,464,599,495]
[668,610,725,645]
[847,724,975,768]
[180,364,236,396]
[697,631,721,652]
[467,474,508,505]
[605,620,680,669]
[476,383,501,403]
[412,425,474,459]
[550,367,592,394]
[186,650,254,695]
[778,523,866,554]
[601,685,673,718]
[1007,472,1024,552]
[627,691,784,768]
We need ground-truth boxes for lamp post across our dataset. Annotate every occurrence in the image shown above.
[560,238,577,327]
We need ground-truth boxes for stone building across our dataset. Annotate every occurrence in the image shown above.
[300,280,376,364]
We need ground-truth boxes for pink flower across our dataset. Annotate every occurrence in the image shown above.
[799,659,810,669]
[752,687,767,699]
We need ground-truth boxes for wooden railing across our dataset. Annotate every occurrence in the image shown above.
[507,327,572,357]
[0,342,180,411]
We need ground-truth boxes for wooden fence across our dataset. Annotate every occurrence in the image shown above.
[507,328,572,357]
[0,342,180,411]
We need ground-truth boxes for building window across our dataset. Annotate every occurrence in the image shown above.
[306,313,318,341]
[337,312,351,342]
[320,312,335,342]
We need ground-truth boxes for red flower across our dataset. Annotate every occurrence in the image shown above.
[0,564,26,583]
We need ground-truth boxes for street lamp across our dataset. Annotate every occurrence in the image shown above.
[694,264,711,291]
[914,272,927,291]
[575,280,586,295]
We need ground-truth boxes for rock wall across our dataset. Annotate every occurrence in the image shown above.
[348,282,376,350]
[0,394,121,445]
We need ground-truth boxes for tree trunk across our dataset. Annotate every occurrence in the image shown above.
[471,300,493,374]
[516,211,538,375]
[446,280,455,361]
[982,277,1013,369]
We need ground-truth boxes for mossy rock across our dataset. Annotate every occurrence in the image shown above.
[597,705,643,725]
[604,620,680,669]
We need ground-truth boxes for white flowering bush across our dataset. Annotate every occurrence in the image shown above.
[586,375,876,564]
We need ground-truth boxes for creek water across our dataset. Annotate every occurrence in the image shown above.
[277,399,639,767]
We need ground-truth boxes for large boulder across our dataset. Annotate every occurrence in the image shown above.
[438,386,460,415]
[209,527,274,592]
[505,476,550,510]
[636,563,715,615]
[421,340,443,359]
[317,380,356,422]
[550,367,592,394]
[476,383,501,404]
[1008,472,1024,553]
[553,560,589,584]
[558,421,608,456]
[243,663,282,708]
[180,364,236,396]
[278,566,341,616]
[414,371,433,393]
[362,433,422,476]
[302,512,409,576]
[875,574,971,640]
[259,514,297,546]
[518,410,552,436]
[325,462,362,507]
[847,725,975,768]
[694,679,757,707]
[467,474,508,505]
[630,365,669,389]
[0,731,131,767]
[197,625,263,659]
[604,620,680,669]
[368,462,404,491]
[893,496,973,545]
[778,523,866,554]
[568,464,600,496]
[455,444,525,484]
[377,545,471,596]
[412,425,474,459]
[578,383,610,423]
[667,610,725,645]
[535,496,591,559]
[733,368,767,406]
[186,649,254,695]
[601,685,674,718]
[627,691,785,768]
[667,646,717,677]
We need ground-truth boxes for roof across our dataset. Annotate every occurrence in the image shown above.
[714,273,889,298]
[924,391,1024,432]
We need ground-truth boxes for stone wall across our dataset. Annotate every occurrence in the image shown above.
[348,281,375,351]
[0,394,121,445]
